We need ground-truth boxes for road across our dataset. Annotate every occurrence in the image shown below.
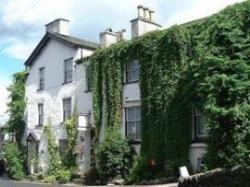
[0,178,177,187]
[0,179,78,187]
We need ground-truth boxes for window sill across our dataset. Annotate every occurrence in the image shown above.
[62,81,73,85]
[128,139,141,145]
[85,89,92,93]
[35,125,43,128]
[124,80,139,85]
[36,88,44,92]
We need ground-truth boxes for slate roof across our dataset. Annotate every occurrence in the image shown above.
[25,31,99,66]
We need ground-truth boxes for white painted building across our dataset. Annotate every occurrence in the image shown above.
[24,7,206,175]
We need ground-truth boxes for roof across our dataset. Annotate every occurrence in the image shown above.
[25,31,99,66]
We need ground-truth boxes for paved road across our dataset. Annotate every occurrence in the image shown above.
[0,179,77,187]
[0,179,177,187]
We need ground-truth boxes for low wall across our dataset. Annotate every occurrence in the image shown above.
[178,166,250,187]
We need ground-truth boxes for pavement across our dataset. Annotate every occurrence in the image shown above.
[0,178,177,187]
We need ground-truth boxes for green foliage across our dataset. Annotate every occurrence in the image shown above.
[64,116,78,167]
[55,169,72,183]
[95,128,134,183]
[87,0,250,181]
[7,70,27,145]
[4,142,25,180]
[43,122,62,175]
[43,175,56,183]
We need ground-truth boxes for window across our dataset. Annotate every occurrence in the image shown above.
[85,65,92,91]
[63,98,72,122]
[39,67,45,90]
[194,108,208,139]
[38,103,44,126]
[126,60,140,83]
[197,157,205,172]
[64,58,73,83]
[125,106,141,141]
[59,139,68,157]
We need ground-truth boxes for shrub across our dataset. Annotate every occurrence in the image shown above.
[83,167,100,185]
[44,175,56,183]
[95,128,134,184]
[55,169,72,183]
[4,142,25,180]
[178,166,250,187]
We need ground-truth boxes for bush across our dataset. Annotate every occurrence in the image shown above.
[55,169,72,183]
[178,166,250,187]
[83,167,100,185]
[95,128,134,184]
[44,175,56,183]
[4,142,25,180]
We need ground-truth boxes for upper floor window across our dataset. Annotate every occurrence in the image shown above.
[63,98,72,122]
[126,60,140,83]
[126,106,141,141]
[64,58,73,84]
[39,67,45,90]
[38,103,44,126]
[85,65,92,91]
[194,108,208,139]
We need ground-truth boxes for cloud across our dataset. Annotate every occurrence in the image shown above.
[0,76,10,125]
[163,0,245,27]
[0,0,246,61]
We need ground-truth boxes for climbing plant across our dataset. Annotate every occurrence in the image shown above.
[64,115,78,168]
[43,122,62,174]
[84,0,250,181]
[7,70,27,146]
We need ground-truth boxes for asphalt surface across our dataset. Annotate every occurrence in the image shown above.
[0,179,76,187]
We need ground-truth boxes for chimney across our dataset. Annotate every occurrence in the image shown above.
[137,5,144,18]
[99,28,118,48]
[131,6,161,38]
[115,29,126,41]
[149,9,155,22]
[143,7,150,20]
[45,18,69,35]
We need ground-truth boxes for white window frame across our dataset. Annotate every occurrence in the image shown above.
[194,108,208,139]
[38,103,44,126]
[39,67,45,90]
[125,106,141,141]
[63,98,72,122]
[85,64,92,91]
[64,58,73,83]
[126,59,140,83]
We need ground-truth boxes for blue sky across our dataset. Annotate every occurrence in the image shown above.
[0,0,245,124]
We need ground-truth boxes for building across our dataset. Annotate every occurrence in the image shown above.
[24,6,206,174]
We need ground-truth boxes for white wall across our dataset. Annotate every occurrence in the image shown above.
[25,39,94,173]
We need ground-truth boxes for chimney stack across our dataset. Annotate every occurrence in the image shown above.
[149,9,155,22]
[137,5,144,18]
[45,18,69,35]
[131,5,161,38]
[143,7,150,20]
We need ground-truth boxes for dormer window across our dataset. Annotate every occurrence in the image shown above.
[126,60,140,83]
[39,67,45,90]
[64,58,73,84]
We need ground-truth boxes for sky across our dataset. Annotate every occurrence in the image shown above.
[0,0,245,124]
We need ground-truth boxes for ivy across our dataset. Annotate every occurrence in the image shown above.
[86,0,250,181]
[43,122,62,174]
[64,115,78,168]
[7,70,27,146]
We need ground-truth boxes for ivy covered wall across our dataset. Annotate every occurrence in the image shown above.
[87,0,250,180]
